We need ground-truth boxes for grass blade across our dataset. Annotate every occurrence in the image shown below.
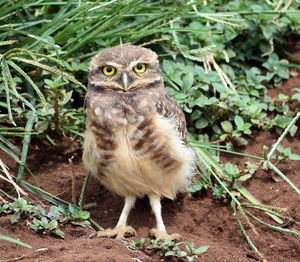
[268,162,300,195]
[0,235,31,248]
[17,111,35,182]
[78,171,90,209]
[246,211,299,236]
[11,57,86,90]
[1,59,15,125]
[234,182,284,224]
[7,60,47,106]
[0,135,21,155]
[232,202,266,261]
[194,146,241,205]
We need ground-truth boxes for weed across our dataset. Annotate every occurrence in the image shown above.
[31,217,64,238]
[271,145,300,166]
[0,198,90,238]
[129,238,209,262]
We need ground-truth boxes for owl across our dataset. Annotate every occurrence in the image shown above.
[83,44,195,242]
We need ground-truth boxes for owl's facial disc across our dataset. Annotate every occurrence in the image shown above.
[89,45,162,92]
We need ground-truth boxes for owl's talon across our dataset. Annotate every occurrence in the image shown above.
[91,225,136,239]
[88,231,99,239]
[149,228,181,242]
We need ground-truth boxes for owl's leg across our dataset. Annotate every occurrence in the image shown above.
[148,194,181,242]
[90,195,136,239]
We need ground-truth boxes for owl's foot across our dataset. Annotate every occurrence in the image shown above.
[90,225,136,239]
[149,228,181,242]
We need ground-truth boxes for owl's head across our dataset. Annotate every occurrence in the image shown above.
[88,45,162,92]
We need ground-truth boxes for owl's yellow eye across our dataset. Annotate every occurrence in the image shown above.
[133,63,146,73]
[103,66,116,76]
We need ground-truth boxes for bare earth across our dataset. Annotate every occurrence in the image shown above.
[0,76,299,262]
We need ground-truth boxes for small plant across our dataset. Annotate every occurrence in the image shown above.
[0,198,90,238]
[224,163,245,183]
[31,217,64,238]
[233,116,252,137]
[35,77,84,137]
[189,177,207,193]
[219,116,252,146]
[271,115,294,134]
[59,204,91,227]
[271,145,300,166]
[262,54,289,83]
[185,241,210,262]
[129,238,209,262]
[0,198,44,224]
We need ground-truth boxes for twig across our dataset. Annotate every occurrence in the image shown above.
[0,188,16,201]
[140,38,169,47]
[203,53,237,93]
[4,248,48,262]
[261,36,274,57]
[0,158,27,198]
[69,155,77,205]
[274,0,284,11]
[0,194,8,203]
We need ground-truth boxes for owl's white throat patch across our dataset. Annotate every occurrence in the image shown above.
[94,107,101,115]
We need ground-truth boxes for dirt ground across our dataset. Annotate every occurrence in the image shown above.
[1,78,300,262]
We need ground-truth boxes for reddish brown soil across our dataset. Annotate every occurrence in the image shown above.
[1,77,300,262]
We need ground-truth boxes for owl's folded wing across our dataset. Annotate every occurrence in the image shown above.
[155,91,187,143]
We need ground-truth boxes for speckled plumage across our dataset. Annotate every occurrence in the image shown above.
[83,45,195,241]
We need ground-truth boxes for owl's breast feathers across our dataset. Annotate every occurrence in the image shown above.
[83,87,194,199]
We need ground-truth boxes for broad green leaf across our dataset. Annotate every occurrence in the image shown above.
[237,174,252,181]
[292,93,300,102]
[174,93,187,100]
[69,204,80,217]
[290,154,300,160]
[234,136,248,146]
[48,220,58,230]
[52,229,65,239]
[194,95,208,107]
[221,121,233,133]
[10,211,21,224]
[165,251,175,256]
[78,210,90,220]
[49,206,61,219]
[195,118,208,129]
[289,125,297,137]
[234,115,244,129]
[193,245,209,254]
[260,23,276,39]
[163,60,175,76]
[59,90,73,106]
[187,256,195,262]
[182,72,194,91]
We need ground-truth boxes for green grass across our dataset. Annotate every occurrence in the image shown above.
[1,0,300,261]
[0,234,31,248]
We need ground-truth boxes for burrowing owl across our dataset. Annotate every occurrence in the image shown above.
[83,45,195,242]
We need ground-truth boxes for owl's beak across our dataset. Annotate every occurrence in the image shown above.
[122,72,129,91]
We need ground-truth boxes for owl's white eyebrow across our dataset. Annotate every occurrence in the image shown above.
[129,61,148,69]
[103,62,121,68]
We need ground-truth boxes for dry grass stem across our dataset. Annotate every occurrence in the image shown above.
[0,158,27,198]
